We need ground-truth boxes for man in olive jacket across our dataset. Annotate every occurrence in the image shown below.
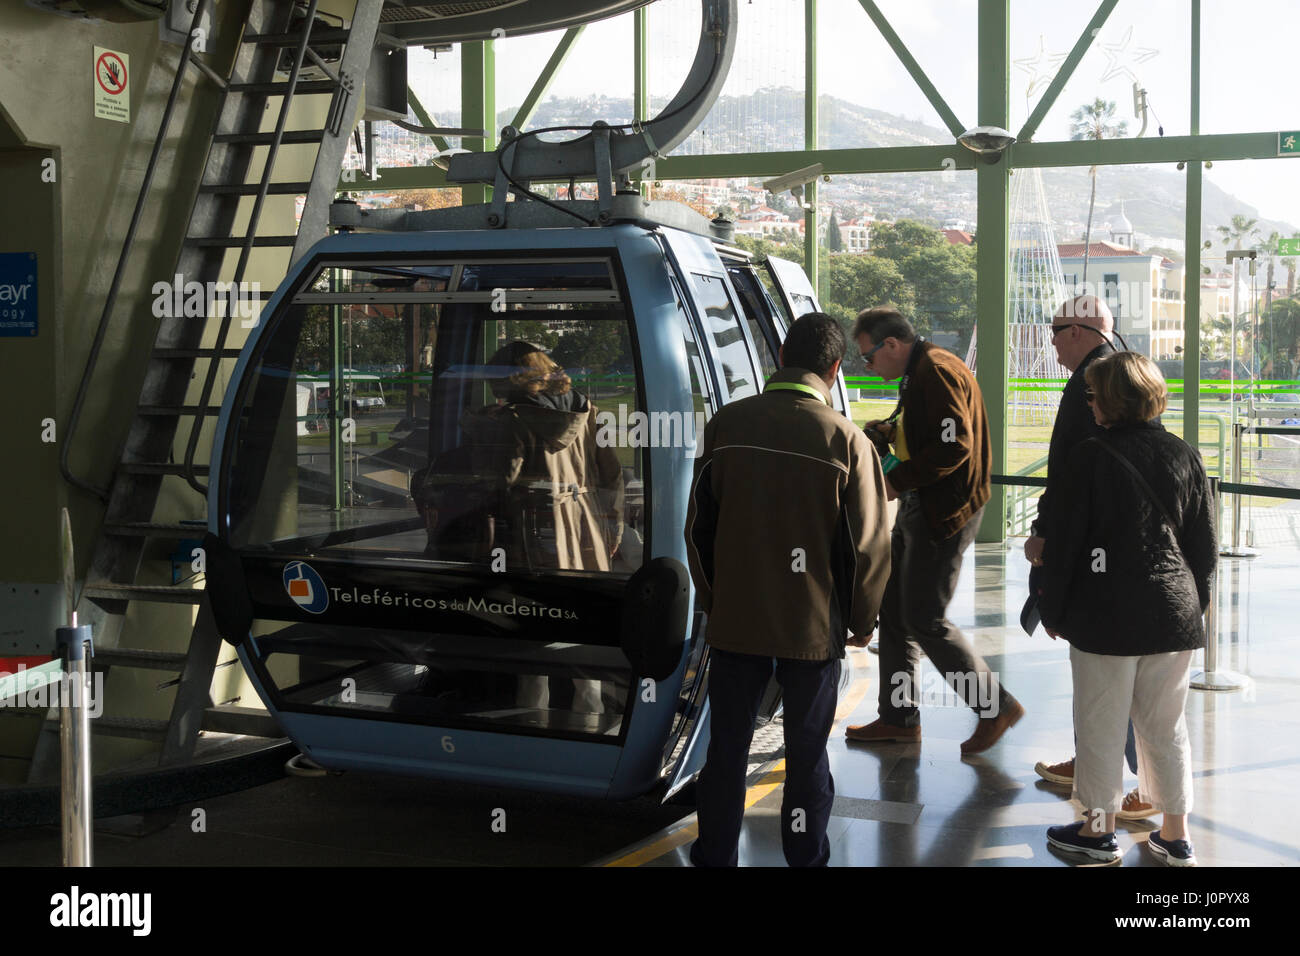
[685,313,891,867]
[845,307,1025,755]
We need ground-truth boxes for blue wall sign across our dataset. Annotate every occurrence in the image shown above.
[0,252,38,337]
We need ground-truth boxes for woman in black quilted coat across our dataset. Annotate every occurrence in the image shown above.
[1039,352,1217,867]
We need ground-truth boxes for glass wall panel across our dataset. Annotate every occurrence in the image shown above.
[1202,159,1300,550]
[1010,0,1191,141]
[820,0,976,146]
[648,0,805,155]
[999,161,1188,536]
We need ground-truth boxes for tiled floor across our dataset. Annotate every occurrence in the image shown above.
[628,540,1300,867]
[3,540,1295,867]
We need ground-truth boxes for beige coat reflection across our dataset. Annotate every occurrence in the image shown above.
[463,395,626,717]
[462,396,625,571]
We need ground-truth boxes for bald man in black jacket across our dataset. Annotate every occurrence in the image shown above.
[1026,295,1117,563]
[1024,295,1143,808]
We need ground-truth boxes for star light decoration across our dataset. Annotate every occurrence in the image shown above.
[1098,26,1159,85]
[1014,35,1066,101]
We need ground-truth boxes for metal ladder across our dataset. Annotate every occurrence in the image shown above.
[28,0,384,783]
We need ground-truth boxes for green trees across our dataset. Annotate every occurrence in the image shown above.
[1069,98,1128,284]
[501,318,560,352]
[1262,298,1300,377]
[550,321,630,399]
[736,220,978,371]
[826,211,844,252]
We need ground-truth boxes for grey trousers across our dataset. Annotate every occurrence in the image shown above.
[877,492,1010,726]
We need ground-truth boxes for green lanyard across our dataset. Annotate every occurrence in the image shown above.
[764,381,829,405]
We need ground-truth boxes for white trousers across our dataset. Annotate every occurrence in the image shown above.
[1070,645,1194,816]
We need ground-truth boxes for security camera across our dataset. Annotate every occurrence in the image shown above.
[764,163,825,196]
[957,126,1016,154]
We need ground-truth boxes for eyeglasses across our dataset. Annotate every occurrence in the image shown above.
[1084,388,1096,402]
[860,339,890,365]
[1052,323,1127,351]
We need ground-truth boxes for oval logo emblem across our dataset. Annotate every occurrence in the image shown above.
[283,561,328,614]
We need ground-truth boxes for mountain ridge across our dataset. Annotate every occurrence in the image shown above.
[504,91,1297,252]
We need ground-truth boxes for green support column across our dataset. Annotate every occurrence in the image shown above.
[461,39,496,207]
[975,0,1009,543]
[804,0,819,290]
[1183,0,1202,446]
[330,270,344,512]
[1184,162,1203,443]
[635,6,649,198]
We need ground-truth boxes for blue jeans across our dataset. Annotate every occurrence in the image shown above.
[689,648,840,867]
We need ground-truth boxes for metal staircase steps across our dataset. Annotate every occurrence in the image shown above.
[27,0,386,784]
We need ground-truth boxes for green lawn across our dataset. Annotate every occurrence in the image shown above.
[847,399,1237,480]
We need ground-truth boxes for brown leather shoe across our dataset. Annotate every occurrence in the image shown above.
[845,718,921,743]
[960,699,1025,755]
[1117,787,1155,821]
[1034,757,1074,786]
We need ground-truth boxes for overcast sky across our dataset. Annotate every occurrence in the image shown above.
[410,0,1300,231]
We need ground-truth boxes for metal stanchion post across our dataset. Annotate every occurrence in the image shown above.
[56,507,93,866]
[1192,476,1251,692]
[1220,422,1257,557]
[56,625,94,866]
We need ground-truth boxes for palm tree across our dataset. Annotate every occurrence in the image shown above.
[1070,99,1128,286]
[1216,214,1260,252]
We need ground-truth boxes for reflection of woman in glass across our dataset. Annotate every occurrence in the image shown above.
[463,341,624,571]
[461,341,626,718]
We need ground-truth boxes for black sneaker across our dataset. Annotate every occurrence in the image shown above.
[1147,830,1197,867]
[1046,822,1121,862]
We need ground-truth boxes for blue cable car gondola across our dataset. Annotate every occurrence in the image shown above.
[202,210,843,799]
[200,0,856,799]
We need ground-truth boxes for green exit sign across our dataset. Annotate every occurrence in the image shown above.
[1281,131,1300,155]
[1280,237,1300,256]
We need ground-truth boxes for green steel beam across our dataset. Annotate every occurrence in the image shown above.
[352,147,966,191]
[358,126,1278,192]
[1184,0,1202,443]
[1191,0,1200,137]
[634,7,648,124]
[330,272,343,512]
[657,145,973,179]
[1012,131,1281,168]
[975,0,1009,543]
[510,26,584,131]
[635,5,649,195]
[408,86,451,156]
[1016,0,1118,144]
[804,0,819,292]
[347,167,450,190]
[1184,160,1203,445]
[460,39,496,206]
[856,0,965,139]
[656,131,1277,178]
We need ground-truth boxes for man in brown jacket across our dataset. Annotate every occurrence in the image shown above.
[684,313,891,867]
[845,308,1025,754]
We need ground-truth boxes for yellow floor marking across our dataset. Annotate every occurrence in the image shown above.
[603,649,873,867]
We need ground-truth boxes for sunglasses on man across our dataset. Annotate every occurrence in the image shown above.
[860,338,890,365]
[1052,324,1131,351]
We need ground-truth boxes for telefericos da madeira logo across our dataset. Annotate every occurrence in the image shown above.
[283,561,329,614]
